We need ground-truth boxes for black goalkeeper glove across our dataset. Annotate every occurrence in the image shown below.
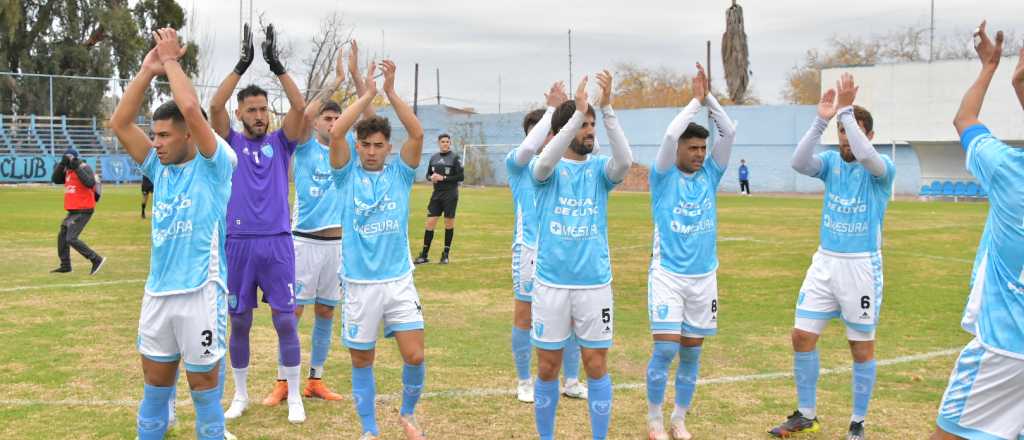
[262,23,286,76]
[233,23,255,75]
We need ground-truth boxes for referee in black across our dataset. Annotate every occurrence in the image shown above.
[414,133,464,264]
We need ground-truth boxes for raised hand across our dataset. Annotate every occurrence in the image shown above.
[1014,47,1024,86]
[348,39,361,79]
[835,72,859,108]
[817,88,838,120]
[693,62,709,103]
[596,69,613,108]
[262,23,286,75]
[153,28,186,64]
[334,46,345,83]
[380,60,397,95]
[545,81,567,107]
[141,46,166,76]
[574,75,589,114]
[973,20,1004,69]
[363,61,378,97]
[234,23,255,75]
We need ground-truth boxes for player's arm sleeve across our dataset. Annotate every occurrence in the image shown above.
[516,106,555,166]
[51,162,66,184]
[140,148,159,179]
[962,124,1007,186]
[276,129,298,155]
[74,164,96,188]
[201,133,238,183]
[331,157,355,188]
[601,105,633,184]
[706,94,737,170]
[656,98,702,173]
[449,155,464,182]
[395,155,417,186]
[791,116,827,177]
[532,110,584,182]
[837,106,886,177]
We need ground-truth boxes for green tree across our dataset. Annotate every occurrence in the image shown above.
[0,0,198,118]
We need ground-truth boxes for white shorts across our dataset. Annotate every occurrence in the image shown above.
[937,338,1024,440]
[294,236,343,307]
[648,267,718,338]
[342,274,424,350]
[794,249,883,340]
[512,244,537,302]
[137,282,227,372]
[531,281,613,350]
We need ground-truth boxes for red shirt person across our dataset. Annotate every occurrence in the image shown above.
[50,147,105,274]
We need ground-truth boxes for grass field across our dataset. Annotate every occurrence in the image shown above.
[0,184,986,439]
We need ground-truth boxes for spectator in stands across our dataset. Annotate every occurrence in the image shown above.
[141,175,153,219]
[739,159,751,195]
[50,147,106,274]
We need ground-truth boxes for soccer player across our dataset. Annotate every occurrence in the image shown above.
[110,28,236,440]
[328,60,427,440]
[769,72,895,440]
[413,133,464,265]
[530,72,633,440]
[291,42,372,403]
[210,23,308,423]
[141,175,153,218]
[508,81,586,403]
[645,63,736,440]
[931,21,1024,440]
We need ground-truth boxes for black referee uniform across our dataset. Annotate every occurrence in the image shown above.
[415,149,464,264]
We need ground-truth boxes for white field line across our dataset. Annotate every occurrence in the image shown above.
[0,347,959,408]
[0,278,146,293]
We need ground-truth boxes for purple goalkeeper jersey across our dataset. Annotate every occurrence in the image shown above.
[225,127,297,236]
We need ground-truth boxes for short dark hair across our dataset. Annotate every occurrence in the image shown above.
[438,133,451,141]
[522,108,546,135]
[152,101,208,124]
[237,84,268,103]
[355,116,391,141]
[680,122,710,142]
[550,101,596,135]
[852,105,873,133]
[320,101,341,115]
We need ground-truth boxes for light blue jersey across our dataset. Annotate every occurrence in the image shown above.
[959,125,1024,359]
[292,132,356,233]
[332,158,415,283]
[531,155,618,287]
[650,156,725,276]
[813,150,895,253]
[140,136,236,295]
[506,150,539,248]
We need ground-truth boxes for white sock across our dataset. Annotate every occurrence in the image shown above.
[648,402,663,421]
[232,367,249,400]
[671,405,687,422]
[283,365,301,401]
[799,407,817,419]
[277,365,286,381]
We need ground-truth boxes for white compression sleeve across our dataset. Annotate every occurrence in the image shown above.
[706,94,737,169]
[532,110,584,182]
[515,106,555,166]
[601,105,633,182]
[791,116,828,177]
[837,106,887,177]
[656,98,702,173]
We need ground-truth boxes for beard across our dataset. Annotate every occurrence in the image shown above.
[569,136,594,156]
[243,120,267,137]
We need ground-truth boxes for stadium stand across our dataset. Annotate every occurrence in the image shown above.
[0,114,110,155]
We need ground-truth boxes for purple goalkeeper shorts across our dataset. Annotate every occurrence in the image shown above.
[226,234,296,314]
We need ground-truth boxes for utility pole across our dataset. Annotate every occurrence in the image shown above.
[413,63,420,115]
[568,29,573,86]
[929,0,935,62]
[498,74,503,113]
[436,68,441,105]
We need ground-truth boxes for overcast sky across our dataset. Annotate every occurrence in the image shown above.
[182,0,1022,113]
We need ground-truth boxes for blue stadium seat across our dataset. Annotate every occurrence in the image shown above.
[920,185,931,196]
[942,181,955,196]
[954,182,967,196]
[929,180,942,194]
[965,182,978,197]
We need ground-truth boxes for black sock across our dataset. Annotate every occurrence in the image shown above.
[422,230,434,255]
[443,228,454,253]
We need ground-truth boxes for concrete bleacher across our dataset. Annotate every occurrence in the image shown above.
[0,114,110,155]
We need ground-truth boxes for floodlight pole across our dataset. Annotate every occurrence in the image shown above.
[929,0,935,62]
